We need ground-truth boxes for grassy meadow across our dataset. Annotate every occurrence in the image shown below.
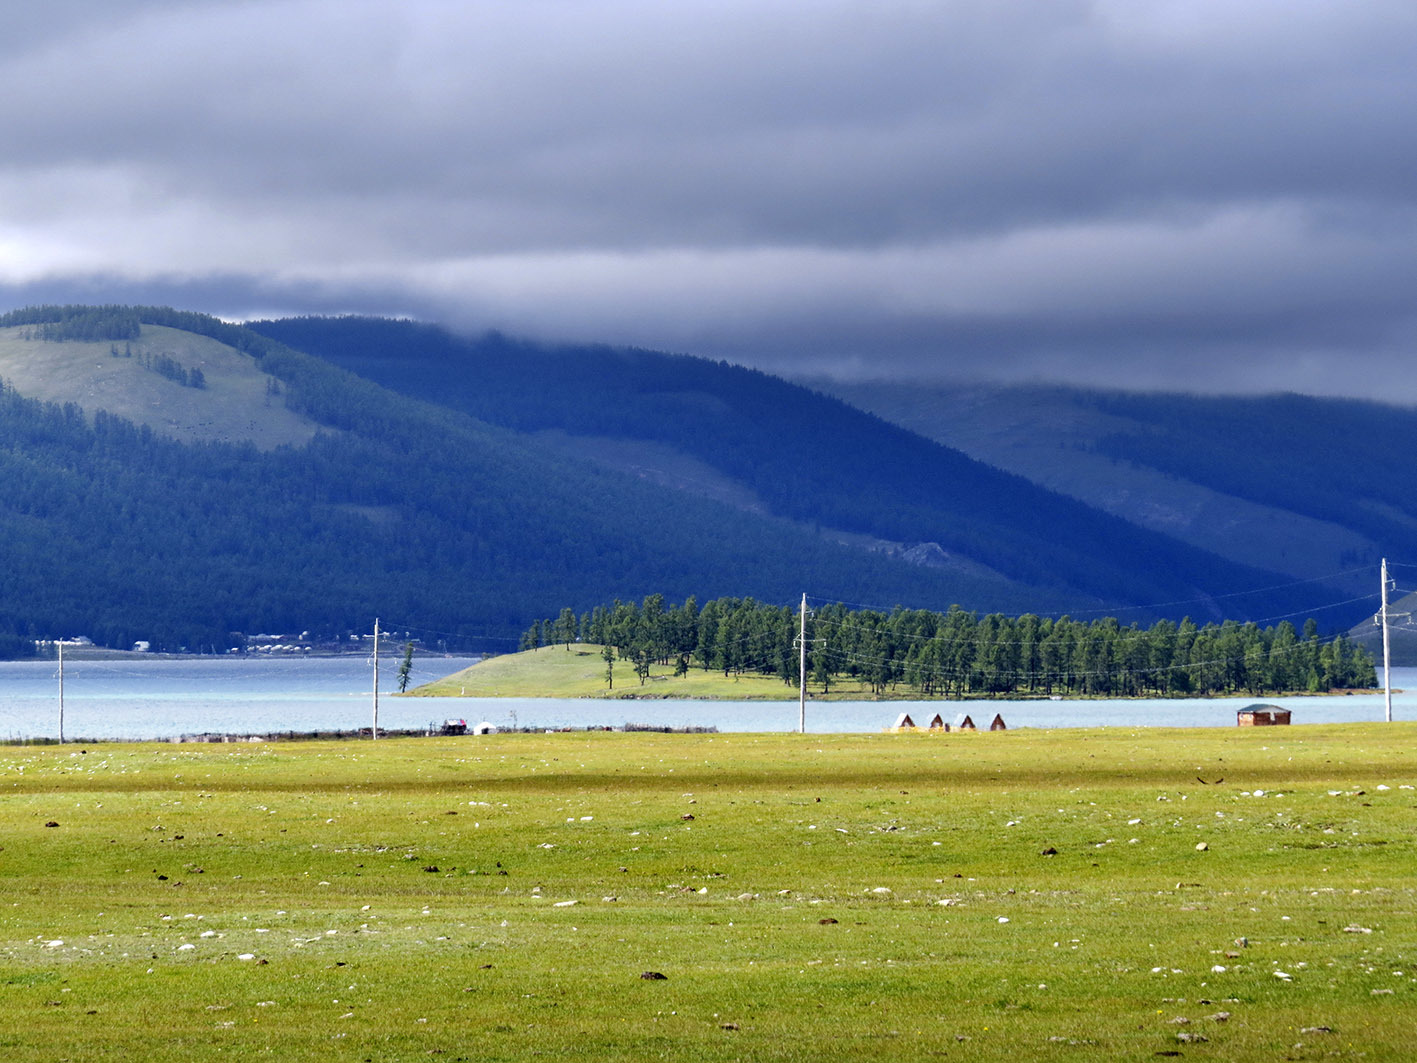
[1,726,1414,1061]
[411,645,878,699]
[0,324,318,450]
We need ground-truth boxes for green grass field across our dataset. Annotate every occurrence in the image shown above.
[1,726,1414,1060]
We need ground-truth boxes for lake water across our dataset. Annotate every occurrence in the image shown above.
[0,655,1413,741]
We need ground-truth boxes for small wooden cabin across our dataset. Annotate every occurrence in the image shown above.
[954,714,976,732]
[891,712,917,732]
[1237,704,1291,727]
[927,713,948,731]
[989,713,1007,731]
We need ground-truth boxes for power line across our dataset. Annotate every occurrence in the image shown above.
[807,565,1378,622]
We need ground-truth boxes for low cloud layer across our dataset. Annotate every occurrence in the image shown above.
[3,1,1415,396]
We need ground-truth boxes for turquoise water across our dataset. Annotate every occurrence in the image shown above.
[0,656,1411,740]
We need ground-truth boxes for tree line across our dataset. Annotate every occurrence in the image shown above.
[6,305,142,342]
[522,595,1376,697]
[141,351,205,389]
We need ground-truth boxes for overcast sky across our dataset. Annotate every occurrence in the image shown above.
[2,1,1415,395]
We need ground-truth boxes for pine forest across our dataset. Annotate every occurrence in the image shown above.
[525,596,1377,698]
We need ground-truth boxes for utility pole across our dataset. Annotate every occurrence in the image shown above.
[799,593,807,734]
[1381,560,1392,723]
[372,618,381,740]
[57,641,65,745]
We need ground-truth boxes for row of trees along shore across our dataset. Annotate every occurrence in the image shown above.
[521,596,1376,697]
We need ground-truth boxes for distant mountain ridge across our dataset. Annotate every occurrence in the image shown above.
[818,379,1409,569]
[248,316,1326,620]
[0,306,1039,654]
[0,304,1369,656]
[818,378,1410,650]
[0,305,1065,655]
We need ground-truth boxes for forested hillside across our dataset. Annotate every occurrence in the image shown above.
[1086,391,1417,554]
[824,380,1402,598]
[247,317,1324,623]
[0,305,1381,658]
[0,306,1044,655]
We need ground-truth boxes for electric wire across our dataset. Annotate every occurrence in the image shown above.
[806,564,1377,622]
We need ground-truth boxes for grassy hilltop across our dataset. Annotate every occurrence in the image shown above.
[409,644,803,700]
[409,644,959,701]
[1,726,1414,1061]
[0,324,318,449]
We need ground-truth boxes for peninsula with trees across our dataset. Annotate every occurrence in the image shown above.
[410,595,1375,700]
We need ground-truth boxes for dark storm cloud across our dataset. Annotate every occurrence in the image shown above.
[1,1,1415,395]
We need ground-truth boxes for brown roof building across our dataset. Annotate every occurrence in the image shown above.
[1237,704,1291,726]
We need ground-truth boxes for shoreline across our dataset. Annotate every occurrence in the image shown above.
[404,686,1390,702]
[5,714,1404,746]
[2,723,720,745]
